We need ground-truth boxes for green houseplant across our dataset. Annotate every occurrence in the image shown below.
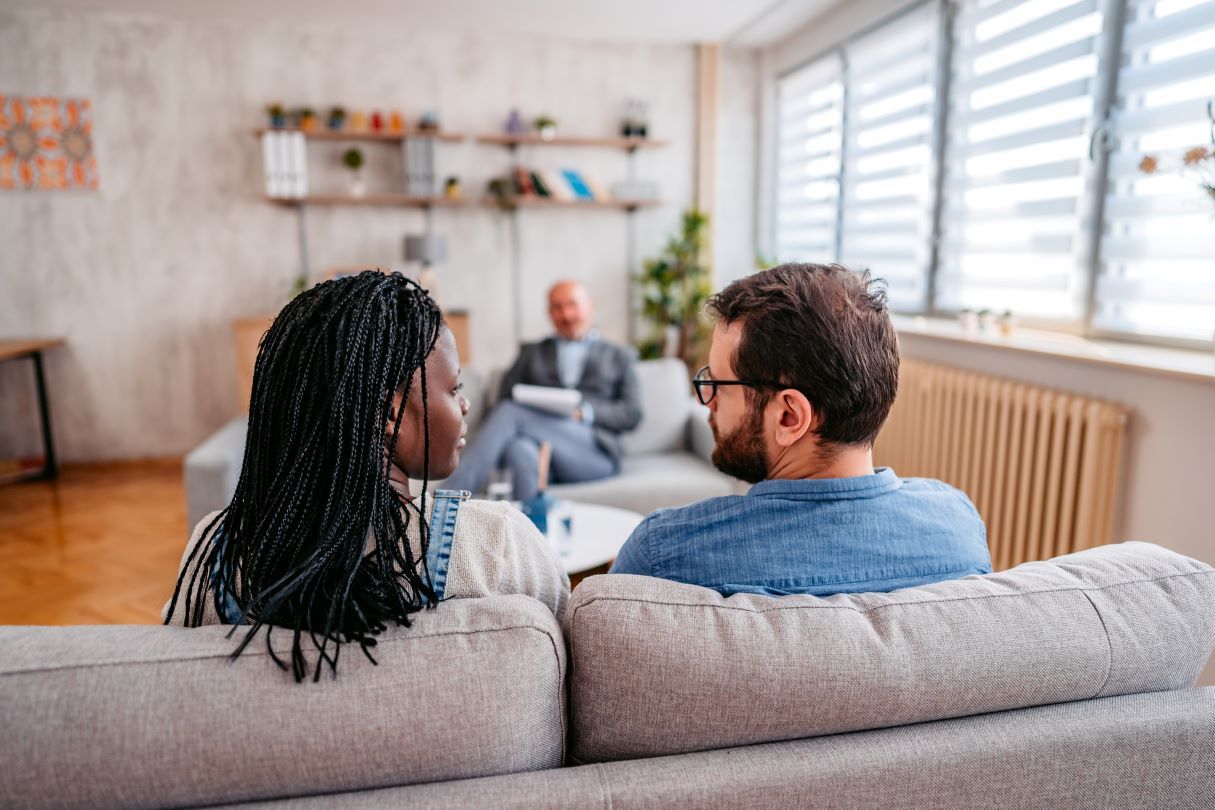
[635,208,711,368]
[342,147,365,197]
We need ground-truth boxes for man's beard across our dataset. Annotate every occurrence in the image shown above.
[710,409,769,484]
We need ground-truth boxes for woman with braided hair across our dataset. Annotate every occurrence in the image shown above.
[163,271,568,681]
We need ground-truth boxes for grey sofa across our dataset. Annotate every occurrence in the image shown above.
[184,358,743,530]
[3,541,1214,808]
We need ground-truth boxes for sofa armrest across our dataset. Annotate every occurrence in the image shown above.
[183,417,247,529]
[686,403,715,464]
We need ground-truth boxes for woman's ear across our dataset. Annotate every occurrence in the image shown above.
[385,391,406,432]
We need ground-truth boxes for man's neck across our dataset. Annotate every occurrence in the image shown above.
[767,446,875,481]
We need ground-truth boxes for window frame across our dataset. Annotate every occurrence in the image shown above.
[768,0,1215,352]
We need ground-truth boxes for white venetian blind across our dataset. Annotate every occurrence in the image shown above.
[839,3,942,312]
[939,0,1105,319]
[774,55,845,265]
[1096,0,1215,342]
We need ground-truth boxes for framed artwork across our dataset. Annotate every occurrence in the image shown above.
[0,94,99,191]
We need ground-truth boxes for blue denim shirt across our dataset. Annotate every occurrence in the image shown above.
[609,468,991,596]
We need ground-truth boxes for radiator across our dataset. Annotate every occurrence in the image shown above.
[874,359,1128,570]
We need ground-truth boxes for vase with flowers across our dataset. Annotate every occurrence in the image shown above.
[1138,101,1215,209]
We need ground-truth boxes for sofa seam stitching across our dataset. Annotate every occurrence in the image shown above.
[566,569,1213,618]
[593,762,613,810]
[0,623,562,678]
[1082,589,1116,699]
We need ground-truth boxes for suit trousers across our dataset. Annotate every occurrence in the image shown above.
[444,401,617,500]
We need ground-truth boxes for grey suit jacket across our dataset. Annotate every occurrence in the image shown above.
[497,337,643,462]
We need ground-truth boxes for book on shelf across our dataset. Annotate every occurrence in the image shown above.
[582,174,611,201]
[561,169,594,201]
[539,169,573,201]
[513,167,536,196]
[529,171,551,198]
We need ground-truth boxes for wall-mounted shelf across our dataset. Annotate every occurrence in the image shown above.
[505,197,663,211]
[264,194,471,208]
[475,133,667,151]
[253,128,466,143]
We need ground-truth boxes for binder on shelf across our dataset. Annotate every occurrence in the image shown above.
[260,131,279,197]
[273,131,291,198]
[403,136,436,197]
[289,131,308,198]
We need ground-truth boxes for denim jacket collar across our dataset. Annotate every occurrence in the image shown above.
[748,467,901,501]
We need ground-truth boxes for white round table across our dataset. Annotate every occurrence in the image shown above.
[543,501,644,575]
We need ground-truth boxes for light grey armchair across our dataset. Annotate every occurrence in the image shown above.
[183,358,743,530]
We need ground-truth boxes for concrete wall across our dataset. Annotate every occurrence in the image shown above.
[0,6,757,461]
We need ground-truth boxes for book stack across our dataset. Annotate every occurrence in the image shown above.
[512,167,609,202]
[260,131,308,198]
[403,137,436,197]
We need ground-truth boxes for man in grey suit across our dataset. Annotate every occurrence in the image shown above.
[446,280,643,500]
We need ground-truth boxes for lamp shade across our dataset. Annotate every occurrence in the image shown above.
[403,234,447,265]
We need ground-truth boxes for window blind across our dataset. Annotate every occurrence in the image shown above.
[838,2,942,312]
[1095,0,1215,342]
[774,55,844,266]
[938,0,1105,319]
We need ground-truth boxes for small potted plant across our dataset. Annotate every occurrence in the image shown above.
[487,177,517,211]
[534,115,557,141]
[327,106,346,130]
[343,147,366,197]
[297,107,318,132]
[266,103,286,129]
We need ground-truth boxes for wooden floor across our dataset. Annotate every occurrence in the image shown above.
[0,459,608,625]
[0,459,189,625]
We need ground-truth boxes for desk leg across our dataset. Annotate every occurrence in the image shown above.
[31,352,57,480]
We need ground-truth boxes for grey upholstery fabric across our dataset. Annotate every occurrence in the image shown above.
[565,542,1215,762]
[618,358,692,456]
[0,596,565,810]
[550,452,739,515]
[225,688,1215,809]
[183,417,246,529]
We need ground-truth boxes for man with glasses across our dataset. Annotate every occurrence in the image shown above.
[610,263,990,596]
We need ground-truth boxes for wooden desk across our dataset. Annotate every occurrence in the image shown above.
[0,338,65,482]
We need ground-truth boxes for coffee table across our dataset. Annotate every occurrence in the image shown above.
[543,501,645,576]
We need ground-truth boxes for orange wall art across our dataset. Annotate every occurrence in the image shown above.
[0,94,98,191]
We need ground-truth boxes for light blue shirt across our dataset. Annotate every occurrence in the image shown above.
[609,468,991,596]
[556,331,597,423]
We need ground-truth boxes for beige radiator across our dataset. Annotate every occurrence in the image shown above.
[874,359,1128,570]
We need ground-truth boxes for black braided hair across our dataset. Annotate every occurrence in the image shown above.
[164,270,444,681]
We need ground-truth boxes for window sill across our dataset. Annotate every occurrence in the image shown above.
[891,315,1215,386]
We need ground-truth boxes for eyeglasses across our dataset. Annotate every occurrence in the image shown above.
[691,365,786,406]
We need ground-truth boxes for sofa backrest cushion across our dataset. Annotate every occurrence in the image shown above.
[564,542,1215,762]
[0,596,566,810]
[619,358,693,456]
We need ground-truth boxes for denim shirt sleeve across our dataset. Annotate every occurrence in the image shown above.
[609,517,653,575]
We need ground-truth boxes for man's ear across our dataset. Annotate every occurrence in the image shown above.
[771,389,816,447]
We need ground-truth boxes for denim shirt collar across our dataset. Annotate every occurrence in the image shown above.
[748,467,901,501]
